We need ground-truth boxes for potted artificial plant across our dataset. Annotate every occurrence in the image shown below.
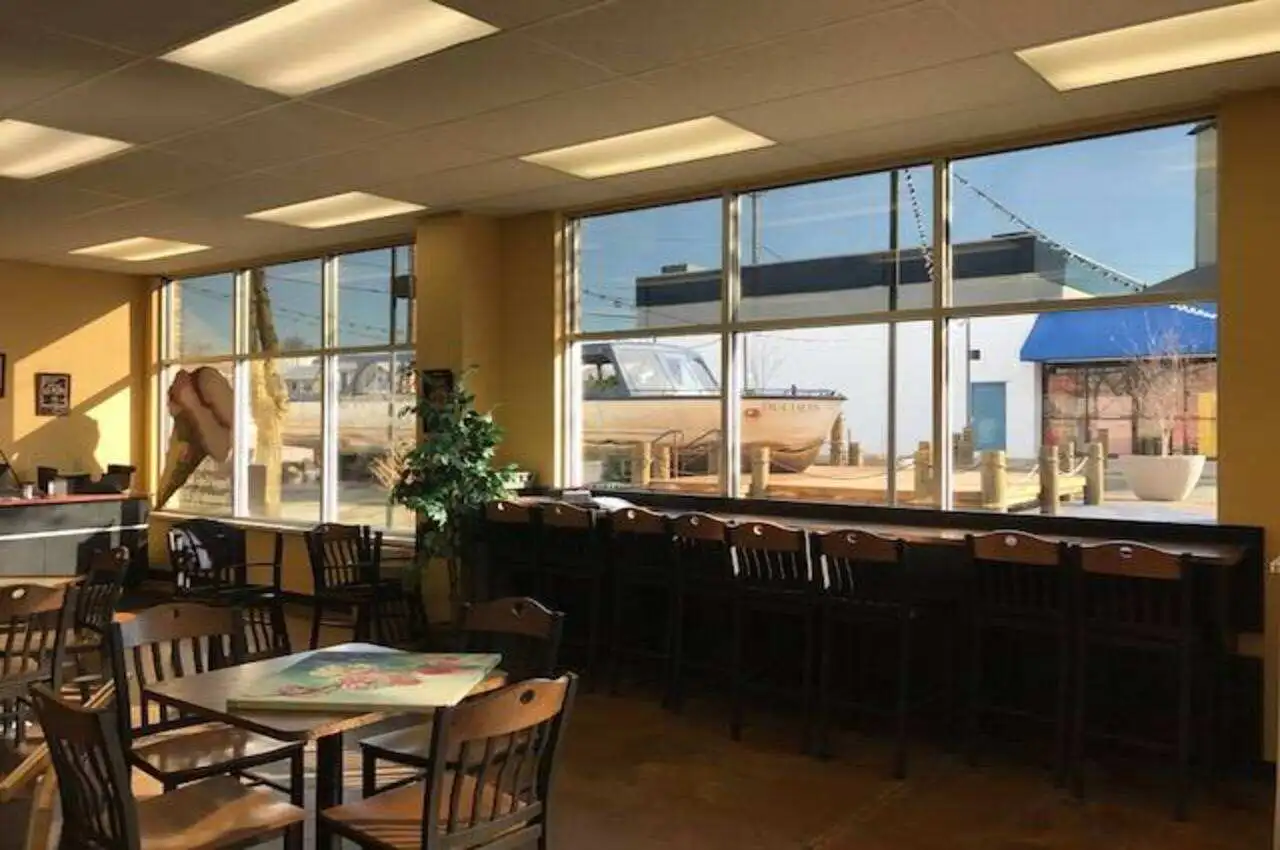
[390,371,517,622]
[1118,328,1207,501]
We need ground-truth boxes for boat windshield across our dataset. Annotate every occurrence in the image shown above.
[615,346,717,394]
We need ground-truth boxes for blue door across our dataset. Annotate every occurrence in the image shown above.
[971,382,1007,451]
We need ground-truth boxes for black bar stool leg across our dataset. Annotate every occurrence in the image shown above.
[608,578,625,696]
[1054,626,1071,788]
[1071,633,1088,800]
[730,600,745,742]
[964,619,983,766]
[816,612,836,759]
[801,608,817,756]
[1175,638,1194,821]
[668,589,686,713]
[894,613,912,780]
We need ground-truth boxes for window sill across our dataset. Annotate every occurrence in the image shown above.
[150,509,417,545]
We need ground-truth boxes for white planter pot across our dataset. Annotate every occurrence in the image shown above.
[1120,454,1206,501]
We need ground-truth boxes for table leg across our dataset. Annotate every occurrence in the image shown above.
[315,732,344,850]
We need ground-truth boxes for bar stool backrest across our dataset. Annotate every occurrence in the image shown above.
[816,529,909,604]
[538,502,599,572]
[671,513,733,584]
[609,507,673,576]
[966,531,1072,622]
[730,521,812,592]
[1077,541,1193,638]
[306,523,381,591]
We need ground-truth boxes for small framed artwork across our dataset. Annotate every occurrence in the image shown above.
[421,369,454,408]
[34,372,71,417]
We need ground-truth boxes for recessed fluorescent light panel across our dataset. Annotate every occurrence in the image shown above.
[521,117,776,179]
[163,0,498,95]
[1018,0,1280,91]
[71,237,210,262]
[0,120,130,178]
[246,192,426,228]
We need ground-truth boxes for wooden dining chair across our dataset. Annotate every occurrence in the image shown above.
[814,528,929,778]
[368,583,431,650]
[728,520,819,752]
[305,522,395,649]
[241,598,293,662]
[964,531,1074,784]
[167,519,283,606]
[669,513,736,713]
[359,596,565,796]
[324,675,578,850]
[66,548,127,701]
[1072,541,1199,820]
[107,603,306,803]
[537,502,607,683]
[606,506,678,702]
[28,684,305,850]
[0,583,73,745]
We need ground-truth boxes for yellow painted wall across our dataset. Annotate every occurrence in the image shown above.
[1218,89,1280,758]
[0,260,151,482]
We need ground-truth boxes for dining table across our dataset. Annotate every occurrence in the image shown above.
[143,641,505,850]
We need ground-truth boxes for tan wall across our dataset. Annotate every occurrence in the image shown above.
[0,260,151,482]
[1218,89,1280,759]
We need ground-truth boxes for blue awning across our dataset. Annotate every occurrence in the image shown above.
[1019,303,1217,363]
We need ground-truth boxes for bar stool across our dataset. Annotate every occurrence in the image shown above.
[538,501,607,684]
[481,500,540,599]
[729,520,819,752]
[964,531,1073,784]
[814,528,922,778]
[607,506,678,703]
[669,513,736,712]
[1072,541,1198,820]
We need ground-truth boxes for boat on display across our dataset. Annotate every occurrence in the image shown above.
[581,341,844,473]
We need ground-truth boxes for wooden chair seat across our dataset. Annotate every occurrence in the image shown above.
[136,774,304,850]
[132,724,303,782]
[323,776,521,849]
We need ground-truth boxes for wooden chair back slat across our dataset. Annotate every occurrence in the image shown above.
[109,603,245,740]
[1077,542,1192,635]
[730,522,811,591]
[28,685,140,850]
[457,597,564,681]
[242,601,291,662]
[0,585,72,685]
[816,529,907,602]
[420,675,577,850]
[369,588,430,651]
[966,532,1071,620]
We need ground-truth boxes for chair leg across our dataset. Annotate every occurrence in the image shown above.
[607,579,625,696]
[361,750,378,799]
[816,612,835,759]
[1054,627,1072,788]
[309,601,323,651]
[1071,633,1088,800]
[1175,640,1194,821]
[801,608,817,756]
[282,822,304,850]
[667,588,686,714]
[290,749,305,808]
[660,586,679,711]
[964,619,983,766]
[894,614,913,780]
[729,600,745,742]
[585,577,603,692]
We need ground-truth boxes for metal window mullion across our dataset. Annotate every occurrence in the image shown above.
[721,192,741,498]
[321,256,339,522]
[564,220,583,487]
[932,159,952,510]
[887,173,900,506]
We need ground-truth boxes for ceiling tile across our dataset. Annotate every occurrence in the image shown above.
[44,149,240,200]
[376,158,577,206]
[525,0,918,75]
[439,0,611,28]
[12,60,283,144]
[0,180,131,224]
[157,102,397,171]
[465,179,621,214]
[638,1,998,113]
[725,54,1054,143]
[430,79,707,158]
[0,23,137,113]
[13,0,290,54]
[260,127,499,193]
[311,33,612,128]
[945,0,1246,51]
[162,173,336,217]
[51,200,276,250]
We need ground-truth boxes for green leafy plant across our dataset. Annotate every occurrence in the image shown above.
[390,370,517,618]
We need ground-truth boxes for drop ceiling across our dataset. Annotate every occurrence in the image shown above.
[0,0,1270,275]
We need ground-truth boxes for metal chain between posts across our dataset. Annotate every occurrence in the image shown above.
[902,168,934,285]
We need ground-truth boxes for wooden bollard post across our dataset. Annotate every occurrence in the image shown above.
[829,414,846,466]
[1096,428,1110,460]
[913,441,932,502]
[1085,442,1106,505]
[653,444,672,481]
[706,443,720,476]
[1058,441,1075,470]
[631,442,652,487]
[750,446,771,497]
[849,441,863,467]
[1039,444,1060,515]
[980,450,1008,512]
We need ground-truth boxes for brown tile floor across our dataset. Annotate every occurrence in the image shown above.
[64,606,1278,849]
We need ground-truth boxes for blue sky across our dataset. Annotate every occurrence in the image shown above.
[579,122,1206,332]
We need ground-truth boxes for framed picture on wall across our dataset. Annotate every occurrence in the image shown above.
[34,373,70,417]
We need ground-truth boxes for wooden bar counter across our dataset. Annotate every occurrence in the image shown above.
[0,492,149,575]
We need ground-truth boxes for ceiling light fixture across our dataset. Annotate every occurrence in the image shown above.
[521,116,776,179]
[1017,0,1280,91]
[0,120,130,178]
[70,237,210,262]
[163,0,498,95]
[246,192,426,228]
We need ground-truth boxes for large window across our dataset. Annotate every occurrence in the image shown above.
[569,121,1218,522]
[160,244,416,530]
